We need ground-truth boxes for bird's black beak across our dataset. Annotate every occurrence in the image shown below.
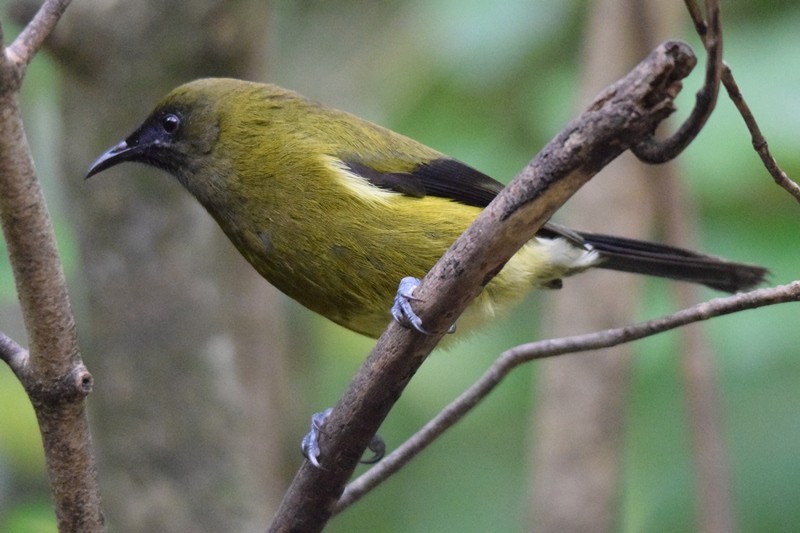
[86,140,142,179]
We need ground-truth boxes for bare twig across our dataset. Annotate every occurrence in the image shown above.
[683,0,707,37]
[269,41,697,532]
[632,0,722,163]
[677,0,800,202]
[720,63,800,203]
[337,282,800,511]
[0,330,29,377]
[5,0,71,68]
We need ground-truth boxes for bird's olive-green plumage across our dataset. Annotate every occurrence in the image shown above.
[87,78,767,338]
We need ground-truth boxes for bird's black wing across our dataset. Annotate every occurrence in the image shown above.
[344,158,503,208]
[343,157,588,247]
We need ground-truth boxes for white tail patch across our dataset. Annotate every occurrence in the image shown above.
[535,236,600,273]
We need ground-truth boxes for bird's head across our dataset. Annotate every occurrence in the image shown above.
[85,78,265,180]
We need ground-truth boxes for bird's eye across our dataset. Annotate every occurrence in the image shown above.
[161,113,181,134]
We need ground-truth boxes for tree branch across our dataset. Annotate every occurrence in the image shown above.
[640,0,800,202]
[0,330,29,379]
[632,0,722,163]
[5,0,71,69]
[269,40,697,532]
[0,0,104,530]
[336,281,800,511]
[720,63,800,203]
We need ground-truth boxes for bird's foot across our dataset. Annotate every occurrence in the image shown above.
[301,408,386,468]
[301,408,332,468]
[390,276,455,335]
[363,433,386,465]
[391,277,428,333]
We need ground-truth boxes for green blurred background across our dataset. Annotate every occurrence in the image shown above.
[1,0,799,531]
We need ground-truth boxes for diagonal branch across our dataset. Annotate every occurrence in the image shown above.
[269,40,698,532]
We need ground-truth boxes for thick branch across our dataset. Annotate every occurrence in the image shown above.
[269,40,697,532]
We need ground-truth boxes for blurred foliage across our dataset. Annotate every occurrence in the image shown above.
[1,1,800,532]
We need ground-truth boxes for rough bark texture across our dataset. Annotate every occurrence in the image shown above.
[38,2,292,531]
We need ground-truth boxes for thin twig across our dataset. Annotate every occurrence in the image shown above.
[336,281,800,512]
[632,0,722,163]
[0,330,29,377]
[720,63,800,203]
[683,0,707,38]
[5,0,71,68]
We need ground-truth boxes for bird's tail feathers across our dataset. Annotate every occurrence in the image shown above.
[578,231,768,293]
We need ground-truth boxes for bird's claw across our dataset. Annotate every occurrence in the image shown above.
[362,433,386,464]
[390,276,456,335]
[391,276,428,334]
[301,408,332,468]
[300,407,387,468]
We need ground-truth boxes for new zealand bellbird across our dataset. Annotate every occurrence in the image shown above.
[87,78,767,338]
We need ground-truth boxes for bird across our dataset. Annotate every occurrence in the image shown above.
[86,77,767,340]
[87,78,768,465]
